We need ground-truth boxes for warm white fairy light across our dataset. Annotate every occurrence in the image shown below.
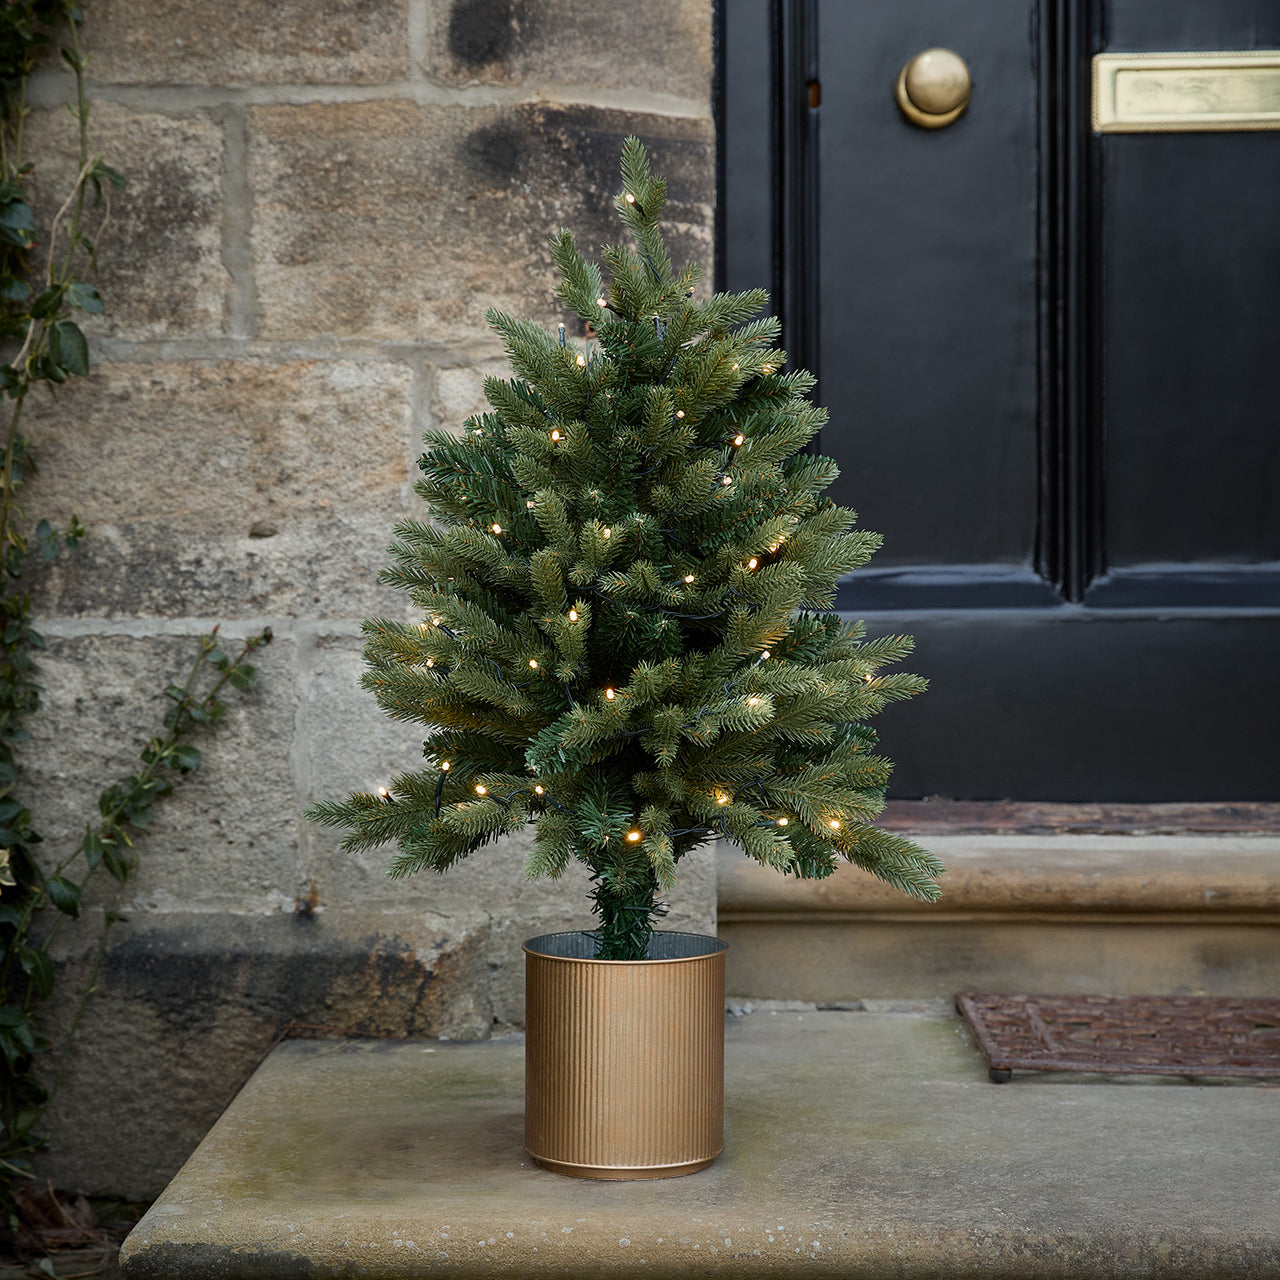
[535,785,544,795]
[777,817,789,826]
[761,650,771,660]
[529,659,538,668]
[829,820,841,830]
[576,354,586,368]
[626,829,642,842]
[748,697,761,706]
[568,608,579,621]
[440,760,451,771]
[426,658,435,668]
[762,363,775,374]
[602,527,612,539]
[605,687,616,700]
[432,616,441,625]
[550,429,561,441]
[526,500,535,509]
[475,784,487,795]
[596,296,606,307]
[748,557,759,570]
[721,476,732,486]
[491,523,502,534]
[624,192,636,204]
[684,574,695,583]
[717,794,730,805]
[733,433,745,446]
[377,786,390,799]
[675,410,685,419]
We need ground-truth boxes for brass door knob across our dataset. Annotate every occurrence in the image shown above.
[896,48,972,128]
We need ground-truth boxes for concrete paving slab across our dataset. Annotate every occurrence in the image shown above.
[120,1010,1280,1279]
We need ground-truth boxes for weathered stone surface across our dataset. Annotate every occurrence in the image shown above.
[36,909,495,1199]
[21,632,299,911]
[119,1014,1280,1277]
[431,357,511,431]
[22,358,413,618]
[84,0,410,85]
[719,836,1280,1001]
[429,0,712,101]
[721,835,1280,914]
[250,101,714,343]
[24,101,227,339]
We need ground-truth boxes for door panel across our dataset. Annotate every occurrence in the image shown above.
[1103,131,1280,568]
[818,0,1040,570]
[1100,0,1280,572]
[720,0,1280,799]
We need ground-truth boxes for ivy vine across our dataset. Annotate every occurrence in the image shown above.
[0,1,272,1220]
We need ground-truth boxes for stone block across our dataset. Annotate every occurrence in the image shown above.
[250,100,714,344]
[20,631,299,912]
[36,908,495,1198]
[84,0,410,85]
[22,357,414,618]
[430,357,511,432]
[23,101,228,339]
[429,0,712,101]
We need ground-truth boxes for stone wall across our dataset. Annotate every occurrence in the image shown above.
[20,0,716,1198]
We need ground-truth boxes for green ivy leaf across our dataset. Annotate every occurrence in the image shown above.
[66,281,103,314]
[169,744,201,773]
[228,664,257,691]
[101,843,130,883]
[13,1106,42,1135]
[0,200,35,246]
[29,285,64,319]
[81,826,103,869]
[52,321,89,376]
[93,161,125,191]
[19,946,53,998]
[35,518,57,563]
[45,875,80,918]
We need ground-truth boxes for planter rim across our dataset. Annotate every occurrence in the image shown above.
[523,929,727,964]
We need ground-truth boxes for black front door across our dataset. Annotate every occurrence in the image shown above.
[720,0,1280,800]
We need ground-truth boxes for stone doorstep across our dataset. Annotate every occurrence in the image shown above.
[119,1012,1280,1280]
[718,835,1280,918]
[717,836,1280,1002]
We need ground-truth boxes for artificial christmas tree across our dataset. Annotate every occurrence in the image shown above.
[308,137,943,962]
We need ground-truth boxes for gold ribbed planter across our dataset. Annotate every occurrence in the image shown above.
[523,931,727,1180]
